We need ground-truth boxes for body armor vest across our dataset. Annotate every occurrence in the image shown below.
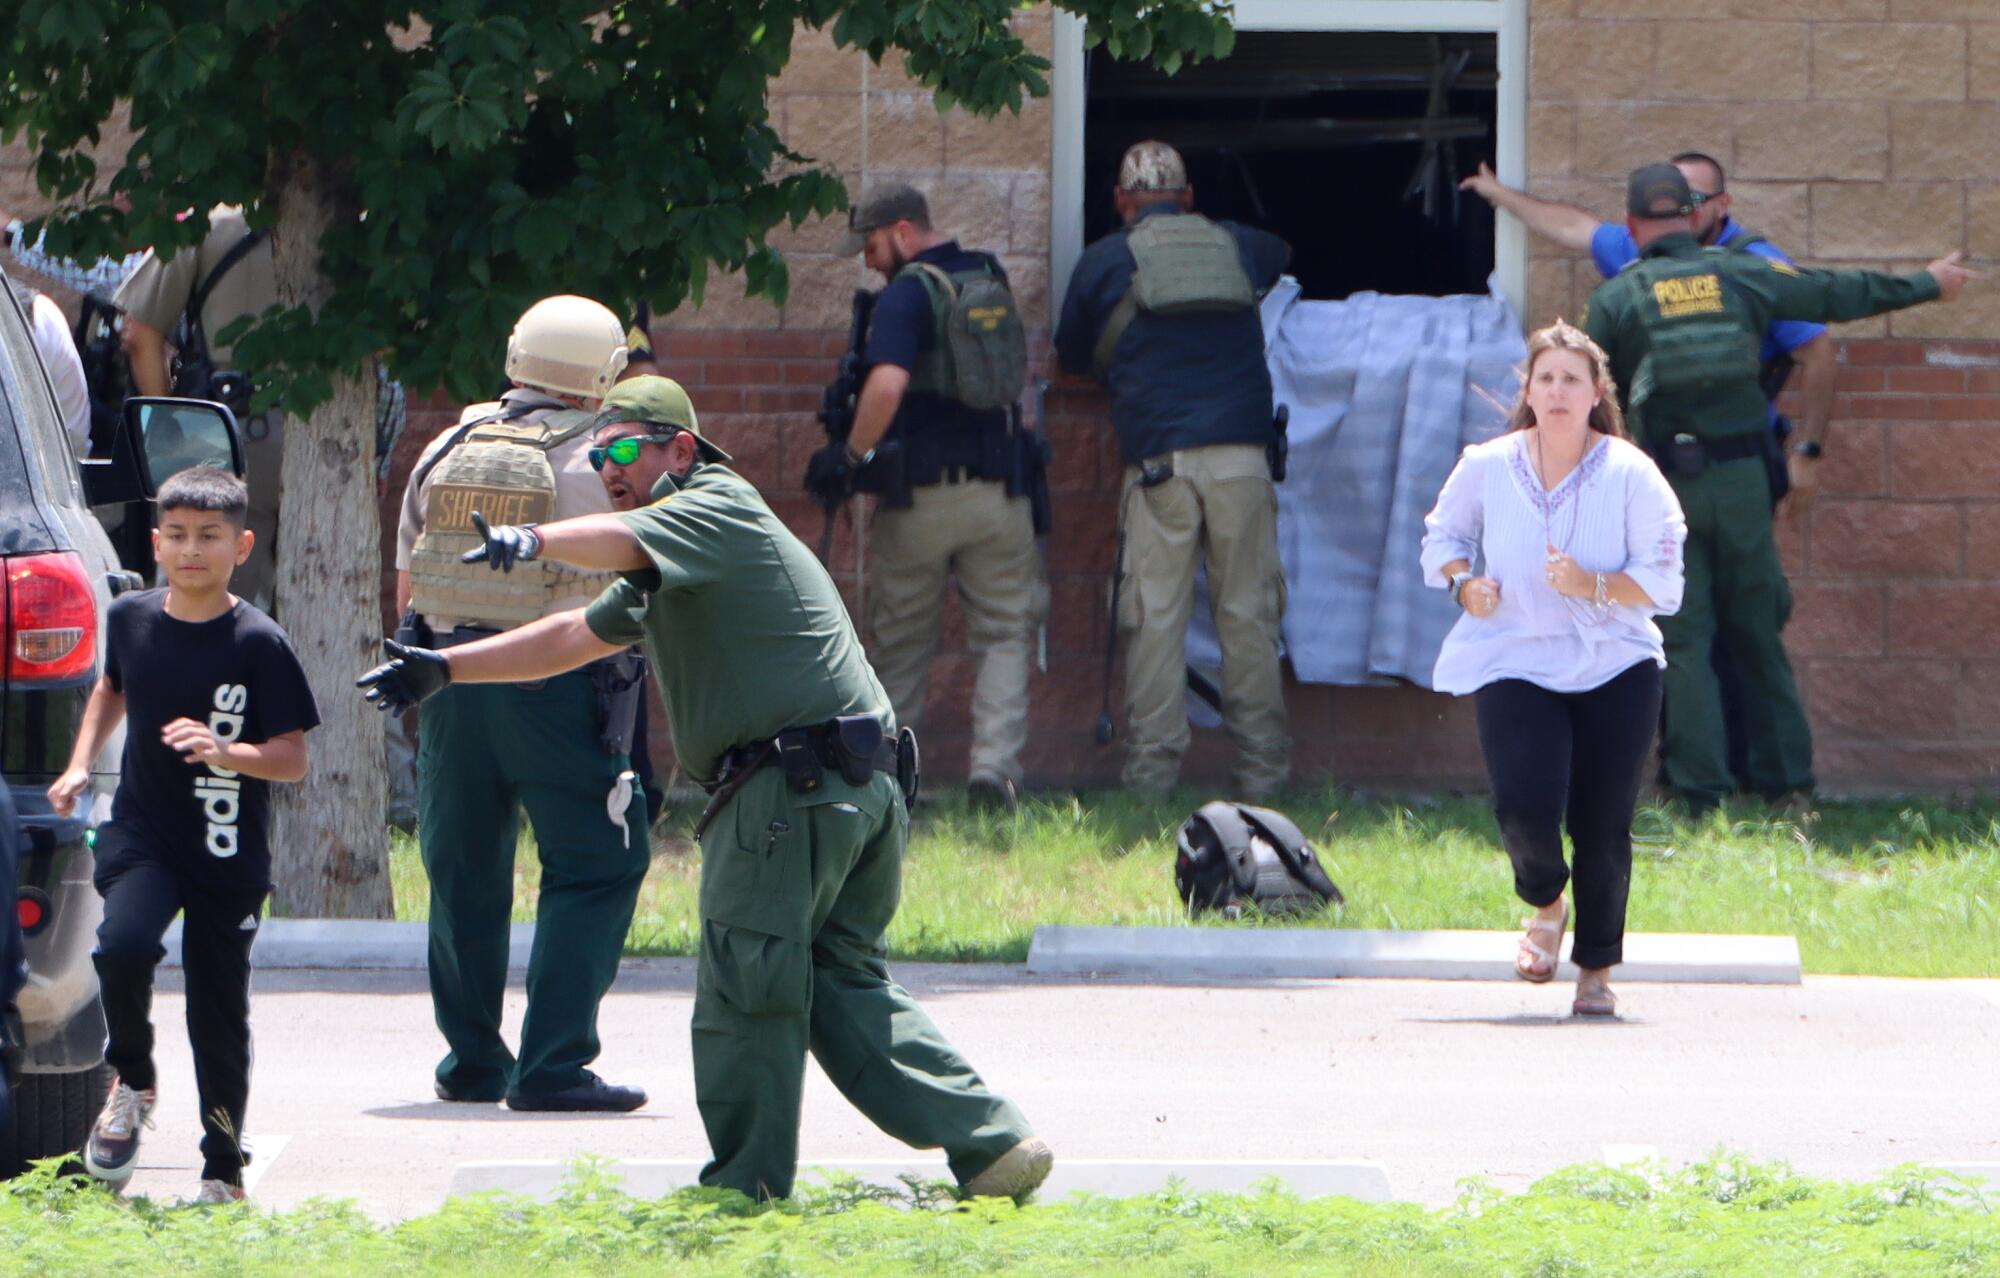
[1620,252,1763,438]
[901,258,1026,412]
[1092,213,1257,378]
[407,406,615,627]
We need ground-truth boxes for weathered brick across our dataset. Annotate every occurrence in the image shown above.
[678,270,783,330]
[1527,103,1576,178]
[1529,21,1656,102]
[779,93,864,174]
[1740,0,1883,15]
[1803,658,1960,737]
[1573,103,1734,178]
[1580,0,1727,13]
[1810,182,1961,257]
[1009,171,1051,256]
[1817,421,1887,497]
[1971,185,2000,255]
[695,414,783,490]
[1890,102,2000,178]
[1527,257,1576,330]
[1657,22,1808,100]
[1531,0,1576,16]
[1890,0,1992,17]
[1815,742,2000,790]
[1889,581,2000,656]
[926,170,1016,255]
[1966,503,2000,578]
[1787,582,1886,657]
[1812,23,1967,100]
[1734,101,1889,181]
[1889,285,2000,341]
[868,91,945,171]
[1000,253,1051,331]
[1958,660,2000,733]
[943,97,1050,170]
[1726,182,1810,254]
[1974,24,2000,99]
[1811,500,1961,576]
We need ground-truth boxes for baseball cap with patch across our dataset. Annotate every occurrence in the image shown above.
[838,184,931,256]
[1118,140,1188,193]
[593,375,731,462]
[1627,163,1695,219]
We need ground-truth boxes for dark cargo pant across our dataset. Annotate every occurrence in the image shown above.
[694,766,1033,1199]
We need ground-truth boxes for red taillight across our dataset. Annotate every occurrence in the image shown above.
[17,890,49,937]
[5,551,97,682]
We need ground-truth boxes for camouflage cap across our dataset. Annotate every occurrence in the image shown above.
[1627,163,1695,219]
[1118,140,1188,193]
[593,375,731,463]
[838,183,932,255]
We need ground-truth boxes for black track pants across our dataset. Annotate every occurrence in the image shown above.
[94,857,264,1185]
[1473,661,1661,971]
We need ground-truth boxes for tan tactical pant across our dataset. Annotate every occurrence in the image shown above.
[1119,442,1290,797]
[869,480,1042,785]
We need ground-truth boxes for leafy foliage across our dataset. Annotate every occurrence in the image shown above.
[3,1154,1996,1276]
[0,0,1233,408]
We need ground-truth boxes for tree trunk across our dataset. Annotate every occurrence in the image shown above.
[264,149,393,918]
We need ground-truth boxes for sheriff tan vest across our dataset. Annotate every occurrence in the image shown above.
[407,407,615,628]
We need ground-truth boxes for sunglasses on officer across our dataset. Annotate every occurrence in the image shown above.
[587,432,682,471]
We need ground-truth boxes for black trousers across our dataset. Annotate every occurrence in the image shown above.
[94,854,264,1185]
[1473,661,1661,971]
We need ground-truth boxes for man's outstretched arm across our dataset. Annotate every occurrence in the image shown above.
[356,610,622,714]
[1460,162,1599,254]
[463,510,651,573]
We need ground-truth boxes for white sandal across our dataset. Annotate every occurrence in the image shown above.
[1514,901,1567,984]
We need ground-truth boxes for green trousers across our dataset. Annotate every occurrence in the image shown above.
[694,766,1033,1199]
[1657,458,1813,804]
[417,672,649,1098]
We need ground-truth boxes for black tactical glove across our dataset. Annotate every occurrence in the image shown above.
[460,510,542,571]
[356,639,452,714]
[802,443,855,507]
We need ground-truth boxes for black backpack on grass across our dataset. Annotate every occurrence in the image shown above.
[1174,801,1343,918]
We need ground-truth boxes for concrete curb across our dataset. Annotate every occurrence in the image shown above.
[1026,925,1803,984]
[163,919,535,971]
[447,1158,1396,1203]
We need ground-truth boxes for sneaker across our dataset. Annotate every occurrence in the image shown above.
[961,1136,1054,1201]
[194,1179,246,1205]
[504,1071,647,1113]
[84,1078,156,1187]
[966,775,1018,813]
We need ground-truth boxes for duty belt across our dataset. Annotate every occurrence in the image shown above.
[693,718,917,840]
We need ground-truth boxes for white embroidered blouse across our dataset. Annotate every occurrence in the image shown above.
[1420,431,1687,696]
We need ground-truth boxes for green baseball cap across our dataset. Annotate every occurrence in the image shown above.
[593,375,731,462]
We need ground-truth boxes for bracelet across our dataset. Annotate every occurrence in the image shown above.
[844,444,875,467]
[1593,571,1607,608]
[1448,570,1472,606]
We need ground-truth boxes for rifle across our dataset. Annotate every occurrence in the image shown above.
[811,287,876,561]
[1023,377,1054,672]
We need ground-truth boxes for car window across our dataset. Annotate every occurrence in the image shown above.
[0,274,84,511]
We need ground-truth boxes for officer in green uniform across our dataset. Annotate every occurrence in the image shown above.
[393,295,651,1111]
[360,375,1053,1203]
[1582,164,1973,808]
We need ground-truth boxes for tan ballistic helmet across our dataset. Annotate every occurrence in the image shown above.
[505,296,630,400]
[1118,140,1188,193]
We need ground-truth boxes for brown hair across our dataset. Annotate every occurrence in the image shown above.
[1504,321,1628,439]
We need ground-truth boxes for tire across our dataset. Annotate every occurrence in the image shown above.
[0,1062,113,1178]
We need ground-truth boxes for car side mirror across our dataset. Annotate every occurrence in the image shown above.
[80,397,245,506]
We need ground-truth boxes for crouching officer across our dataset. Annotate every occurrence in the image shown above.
[1583,164,1975,809]
[392,295,651,1111]
[362,375,1054,1202]
[804,184,1044,811]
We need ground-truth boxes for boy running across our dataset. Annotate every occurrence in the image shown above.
[49,466,318,1204]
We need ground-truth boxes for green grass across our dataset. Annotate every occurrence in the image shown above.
[5,1155,1997,1277]
[387,790,2000,978]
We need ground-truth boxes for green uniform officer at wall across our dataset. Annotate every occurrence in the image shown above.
[360,375,1054,1204]
[1582,164,1974,809]
[392,295,651,1112]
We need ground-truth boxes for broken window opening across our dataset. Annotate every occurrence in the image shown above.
[1084,31,1500,301]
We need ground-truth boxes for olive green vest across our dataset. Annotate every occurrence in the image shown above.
[901,260,1027,412]
[407,408,615,627]
[1616,252,1763,441]
[1092,212,1256,378]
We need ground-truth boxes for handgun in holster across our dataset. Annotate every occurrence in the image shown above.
[393,610,435,649]
[590,650,647,757]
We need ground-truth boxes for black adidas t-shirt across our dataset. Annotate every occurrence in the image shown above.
[101,590,319,895]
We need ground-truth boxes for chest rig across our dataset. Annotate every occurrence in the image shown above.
[407,406,615,627]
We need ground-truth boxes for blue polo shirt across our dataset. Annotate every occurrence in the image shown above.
[1054,205,1290,465]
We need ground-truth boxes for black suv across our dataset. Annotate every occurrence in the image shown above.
[2,268,240,1172]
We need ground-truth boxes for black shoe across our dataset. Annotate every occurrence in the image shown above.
[967,775,1018,813]
[504,1072,647,1113]
[435,1078,504,1103]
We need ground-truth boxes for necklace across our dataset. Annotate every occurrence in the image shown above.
[1531,427,1589,553]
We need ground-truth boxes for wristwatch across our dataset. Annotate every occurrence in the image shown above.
[844,444,876,468]
[1791,439,1824,460]
[1447,570,1473,605]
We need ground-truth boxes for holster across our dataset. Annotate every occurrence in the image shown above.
[1268,403,1291,483]
[393,611,436,649]
[589,650,647,757]
[853,438,913,508]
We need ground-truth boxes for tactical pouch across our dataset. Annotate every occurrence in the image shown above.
[1140,458,1175,488]
[896,727,920,807]
[831,714,885,786]
[1670,433,1708,477]
[776,729,825,794]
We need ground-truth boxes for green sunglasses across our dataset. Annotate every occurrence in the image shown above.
[588,432,681,471]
